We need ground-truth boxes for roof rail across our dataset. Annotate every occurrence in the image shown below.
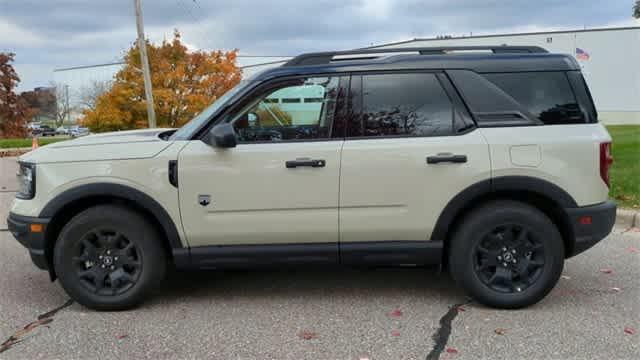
[283,46,548,66]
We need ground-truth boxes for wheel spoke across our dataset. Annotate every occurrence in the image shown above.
[81,238,98,258]
[488,267,512,286]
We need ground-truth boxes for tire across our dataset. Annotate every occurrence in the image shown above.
[448,200,564,309]
[54,205,167,311]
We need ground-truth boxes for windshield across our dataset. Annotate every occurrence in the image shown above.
[170,80,253,140]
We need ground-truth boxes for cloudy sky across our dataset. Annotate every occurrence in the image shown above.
[1,0,638,91]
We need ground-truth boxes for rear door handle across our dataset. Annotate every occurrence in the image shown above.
[426,153,467,164]
[286,159,326,168]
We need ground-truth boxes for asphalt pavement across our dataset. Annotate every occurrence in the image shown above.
[0,157,638,360]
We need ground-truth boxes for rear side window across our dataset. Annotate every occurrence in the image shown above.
[483,72,586,124]
[347,73,454,137]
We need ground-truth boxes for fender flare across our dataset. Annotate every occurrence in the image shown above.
[40,183,183,248]
[431,176,577,241]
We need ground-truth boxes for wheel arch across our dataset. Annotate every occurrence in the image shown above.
[432,176,577,263]
[40,183,183,278]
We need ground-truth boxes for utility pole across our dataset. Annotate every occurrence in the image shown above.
[133,0,156,128]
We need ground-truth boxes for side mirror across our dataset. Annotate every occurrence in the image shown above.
[208,123,237,148]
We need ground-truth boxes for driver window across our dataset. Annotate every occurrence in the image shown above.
[232,77,340,142]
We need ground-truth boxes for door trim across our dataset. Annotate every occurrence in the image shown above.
[173,241,443,269]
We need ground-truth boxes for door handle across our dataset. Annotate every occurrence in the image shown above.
[285,159,326,168]
[426,153,467,164]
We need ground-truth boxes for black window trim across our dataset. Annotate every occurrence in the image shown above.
[196,73,350,144]
[344,69,476,141]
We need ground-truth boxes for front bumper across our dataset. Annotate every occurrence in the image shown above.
[6,212,51,270]
[565,200,616,257]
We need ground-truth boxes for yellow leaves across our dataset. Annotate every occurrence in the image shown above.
[81,31,241,132]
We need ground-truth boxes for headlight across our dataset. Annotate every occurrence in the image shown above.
[16,163,35,200]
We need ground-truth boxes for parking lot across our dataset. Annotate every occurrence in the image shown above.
[0,157,638,360]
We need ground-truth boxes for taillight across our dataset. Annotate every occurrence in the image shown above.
[599,142,613,187]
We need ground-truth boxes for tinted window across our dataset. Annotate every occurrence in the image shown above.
[347,73,454,137]
[232,77,343,142]
[484,72,585,124]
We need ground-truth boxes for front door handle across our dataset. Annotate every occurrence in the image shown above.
[286,159,326,168]
[426,153,467,164]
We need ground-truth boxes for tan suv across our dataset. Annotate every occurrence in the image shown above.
[7,46,616,310]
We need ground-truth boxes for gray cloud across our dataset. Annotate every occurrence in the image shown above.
[1,0,637,90]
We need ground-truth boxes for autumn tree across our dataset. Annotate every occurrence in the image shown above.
[82,31,242,132]
[0,52,33,137]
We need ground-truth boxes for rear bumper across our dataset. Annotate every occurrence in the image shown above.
[565,200,616,257]
[6,212,50,270]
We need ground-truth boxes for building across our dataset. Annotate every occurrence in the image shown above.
[371,26,640,125]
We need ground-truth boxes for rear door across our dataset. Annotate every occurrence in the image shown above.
[339,72,491,245]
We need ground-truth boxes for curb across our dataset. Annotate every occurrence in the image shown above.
[617,209,639,228]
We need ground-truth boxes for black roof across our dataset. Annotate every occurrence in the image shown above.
[251,46,579,81]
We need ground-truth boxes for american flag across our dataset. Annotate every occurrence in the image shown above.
[576,48,590,61]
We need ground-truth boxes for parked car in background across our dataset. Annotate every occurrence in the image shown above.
[69,126,90,137]
[56,126,70,135]
[32,125,56,137]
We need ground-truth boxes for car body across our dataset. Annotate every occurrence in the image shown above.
[56,126,70,135]
[69,126,90,137]
[32,125,56,137]
[7,46,616,310]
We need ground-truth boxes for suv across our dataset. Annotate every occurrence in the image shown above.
[7,46,616,310]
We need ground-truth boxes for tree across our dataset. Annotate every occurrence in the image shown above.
[51,83,72,127]
[82,31,242,132]
[635,1,640,18]
[0,52,33,137]
[79,80,111,111]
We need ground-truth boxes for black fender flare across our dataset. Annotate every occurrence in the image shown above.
[40,183,183,249]
[431,176,577,241]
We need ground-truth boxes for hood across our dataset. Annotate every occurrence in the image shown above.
[20,128,176,164]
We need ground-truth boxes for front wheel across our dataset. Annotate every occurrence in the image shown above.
[449,201,564,309]
[54,205,167,310]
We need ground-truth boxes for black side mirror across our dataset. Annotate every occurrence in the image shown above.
[208,123,237,148]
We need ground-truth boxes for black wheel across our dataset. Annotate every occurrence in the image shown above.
[54,205,167,310]
[448,200,564,309]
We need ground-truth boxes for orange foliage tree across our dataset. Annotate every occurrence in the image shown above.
[0,53,33,138]
[82,31,242,132]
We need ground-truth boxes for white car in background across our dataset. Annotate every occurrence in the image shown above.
[69,126,90,137]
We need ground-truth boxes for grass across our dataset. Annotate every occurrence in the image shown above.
[0,136,70,149]
[607,125,640,209]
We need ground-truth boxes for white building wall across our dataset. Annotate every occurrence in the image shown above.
[376,27,640,124]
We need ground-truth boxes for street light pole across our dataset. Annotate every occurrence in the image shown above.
[133,0,157,128]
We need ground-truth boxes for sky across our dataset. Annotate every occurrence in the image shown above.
[1,0,638,91]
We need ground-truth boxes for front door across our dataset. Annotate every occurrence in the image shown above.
[178,76,347,249]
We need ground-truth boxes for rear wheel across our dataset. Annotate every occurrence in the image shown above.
[54,205,167,310]
[449,201,564,309]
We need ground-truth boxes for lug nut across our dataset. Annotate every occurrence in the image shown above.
[497,256,502,260]
[511,249,516,254]
[114,257,119,261]
[110,266,115,270]
[99,255,103,259]
[503,262,508,267]
[502,247,507,251]
[513,259,517,263]
[516,287,522,292]
[101,264,105,269]
[106,250,111,255]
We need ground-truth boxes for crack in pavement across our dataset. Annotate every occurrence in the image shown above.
[425,300,471,360]
[0,299,74,354]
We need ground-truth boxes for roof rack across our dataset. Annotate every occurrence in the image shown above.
[283,46,548,66]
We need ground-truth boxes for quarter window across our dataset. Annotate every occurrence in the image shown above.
[347,73,455,137]
[484,72,585,124]
[232,77,342,142]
